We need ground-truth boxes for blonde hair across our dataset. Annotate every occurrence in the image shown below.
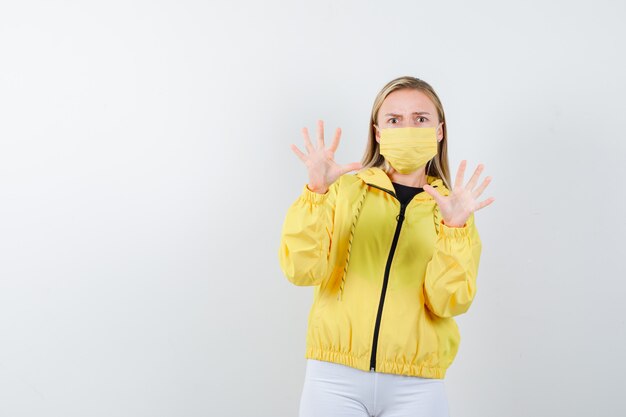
[361,76,452,190]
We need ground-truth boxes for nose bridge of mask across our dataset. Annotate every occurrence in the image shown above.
[381,126,436,141]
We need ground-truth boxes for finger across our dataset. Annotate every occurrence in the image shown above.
[301,127,315,154]
[328,127,341,154]
[290,144,307,163]
[317,119,325,149]
[475,197,495,211]
[466,163,485,191]
[340,161,363,174]
[454,160,467,190]
[423,184,444,206]
[472,176,492,199]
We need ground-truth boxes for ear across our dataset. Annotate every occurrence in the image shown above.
[436,122,444,142]
[373,124,380,143]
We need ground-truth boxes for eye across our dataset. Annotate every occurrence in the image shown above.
[387,118,398,124]
[417,116,428,123]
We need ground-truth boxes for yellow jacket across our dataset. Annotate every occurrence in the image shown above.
[278,167,482,379]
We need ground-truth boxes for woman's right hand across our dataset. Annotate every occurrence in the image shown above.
[290,120,363,194]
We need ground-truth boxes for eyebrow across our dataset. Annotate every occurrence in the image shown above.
[384,112,431,116]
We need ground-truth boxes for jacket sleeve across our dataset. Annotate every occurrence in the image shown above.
[423,212,482,318]
[278,179,339,286]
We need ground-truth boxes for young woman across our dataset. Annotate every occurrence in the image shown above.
[278,76,494,417]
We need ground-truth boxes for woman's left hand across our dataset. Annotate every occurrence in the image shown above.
[423,160,495,228]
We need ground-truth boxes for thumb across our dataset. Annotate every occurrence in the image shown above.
[341,162,363,174]
[423,184,443,205]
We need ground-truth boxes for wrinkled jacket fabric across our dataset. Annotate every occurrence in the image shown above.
[278,167,482,379]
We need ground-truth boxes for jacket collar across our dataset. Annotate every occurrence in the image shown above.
[355,167,450,198]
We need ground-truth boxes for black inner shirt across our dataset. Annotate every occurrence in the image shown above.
[391,182,424,206]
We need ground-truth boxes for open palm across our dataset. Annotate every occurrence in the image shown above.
[291,120,362,194]
[423,160,495,228]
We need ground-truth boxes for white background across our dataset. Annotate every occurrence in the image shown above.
[1,1,625,416]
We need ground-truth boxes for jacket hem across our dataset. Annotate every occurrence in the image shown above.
[305,347,447,379]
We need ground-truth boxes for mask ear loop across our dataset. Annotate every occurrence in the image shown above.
[373,124,390,173]
[426,124,442,180]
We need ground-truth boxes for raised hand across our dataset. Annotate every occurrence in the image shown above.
[291,120,363,194]
[423,160,495,228]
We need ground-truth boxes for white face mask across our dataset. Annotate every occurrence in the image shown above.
[377,126,438,174]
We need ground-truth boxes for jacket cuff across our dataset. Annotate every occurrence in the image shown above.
[438,219,470,238]
[301,184,330,204]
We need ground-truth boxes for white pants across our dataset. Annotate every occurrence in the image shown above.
[299,359,450,417]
